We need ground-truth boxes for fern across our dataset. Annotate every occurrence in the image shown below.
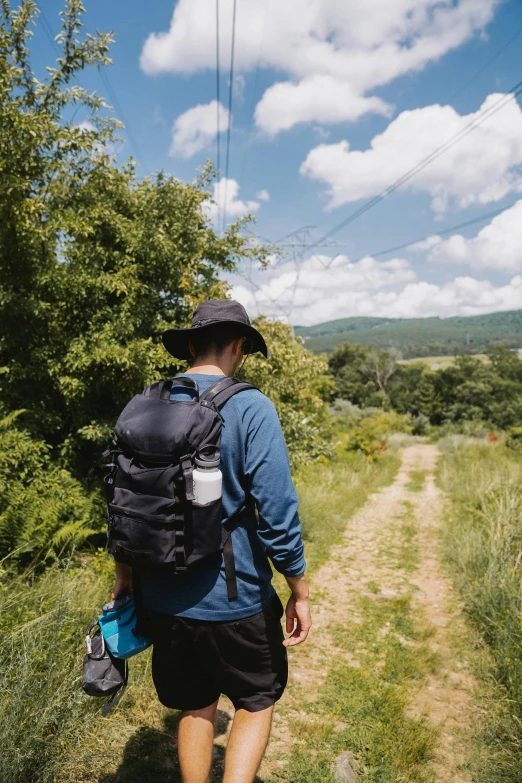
[0,415,103,562]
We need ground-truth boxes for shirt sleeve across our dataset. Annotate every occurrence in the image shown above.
[241,393,306,577]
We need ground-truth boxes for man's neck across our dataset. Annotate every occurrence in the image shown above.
[188,363,228,376]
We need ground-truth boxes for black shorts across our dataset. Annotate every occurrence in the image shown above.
[147,594,288,713]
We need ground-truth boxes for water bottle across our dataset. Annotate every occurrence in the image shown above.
[193,448,222,505]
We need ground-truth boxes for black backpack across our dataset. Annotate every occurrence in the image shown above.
[104,376,255,601]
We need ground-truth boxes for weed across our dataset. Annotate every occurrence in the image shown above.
[437,441,522,783]
[406,470,429,492]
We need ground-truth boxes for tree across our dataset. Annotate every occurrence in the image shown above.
[0,1,268,470]
[328,342,383,407]
[240,319,332,468]
[361,347,399,395]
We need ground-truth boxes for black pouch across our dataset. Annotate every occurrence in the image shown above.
[82,622,128,716]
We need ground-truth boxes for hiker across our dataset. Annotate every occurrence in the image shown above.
[111,299,311,783]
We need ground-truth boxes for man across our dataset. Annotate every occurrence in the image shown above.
[112,300,311,783]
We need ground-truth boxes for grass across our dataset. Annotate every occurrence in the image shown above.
[277,515,439,783]
[294,449,401,576]
[0,553,111,783]
[0,443,401,783]
[437,439,522,783]
[406,470,429,492]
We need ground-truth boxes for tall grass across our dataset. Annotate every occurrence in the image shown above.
[0,553,111,782]
[437,441,522,781]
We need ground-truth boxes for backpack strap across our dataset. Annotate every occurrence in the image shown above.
[200,377,256,409]
[101,660,128,717]
[222,519,238,601]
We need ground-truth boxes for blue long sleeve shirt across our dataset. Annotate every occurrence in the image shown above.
[140,373,306,621]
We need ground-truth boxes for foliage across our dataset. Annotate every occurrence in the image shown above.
[297,310,522,357]
[346,411,412,459]
[239,318,333,469]
[330,343,522,430]
[0,553,112,783]
[0,0,268,473]
[506,426,522,451]
[438,442,522,781]
[328,342,386,407]
[0,411,99,561]
[361,346,400,393]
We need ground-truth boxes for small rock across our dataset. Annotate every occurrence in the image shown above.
[333,751,358,782]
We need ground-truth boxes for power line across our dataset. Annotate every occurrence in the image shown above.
[243,202,516,316]
[276,204,513,254]
[222,0,238,232]
[98,68,142,159]
[39,7,58,51]
[269,23,522,254]
[309,79,522,249]
[448,24,522,103]
[320,202,515,270]
[215,0,221,229]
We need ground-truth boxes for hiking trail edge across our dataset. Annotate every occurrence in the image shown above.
[234,444,484,781]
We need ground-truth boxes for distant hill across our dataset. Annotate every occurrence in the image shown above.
[294,310,522,358]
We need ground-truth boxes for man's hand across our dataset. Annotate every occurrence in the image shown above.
[283,574,311,647]
[111,562,133,601]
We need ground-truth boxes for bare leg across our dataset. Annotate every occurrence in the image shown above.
[178,699,219,783]
[223,705,274,783]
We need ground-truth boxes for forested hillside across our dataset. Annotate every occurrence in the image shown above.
[295,310,522,357]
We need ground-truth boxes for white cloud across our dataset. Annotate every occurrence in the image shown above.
[140,0,499,135]
[233,254,416,324]
[416,200,522,271]
[254,76,392,135]
[300,94,522,212]
[170,100,229,158]
[256,189,270,202]
[232,252,522,324]
[204,178,260,224]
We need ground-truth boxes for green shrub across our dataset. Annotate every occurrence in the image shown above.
[346,412,412,459]
[506,426,522,451]
[0,412,102,562]
[240,319,332,469]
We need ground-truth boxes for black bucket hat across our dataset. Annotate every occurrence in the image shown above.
[162,300,270,361]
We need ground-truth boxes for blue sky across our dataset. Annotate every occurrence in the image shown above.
[33,0,522,325]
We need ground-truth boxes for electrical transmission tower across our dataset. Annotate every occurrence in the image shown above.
[238,226,343,333]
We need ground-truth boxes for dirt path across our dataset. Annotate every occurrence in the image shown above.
[253,444,483,781]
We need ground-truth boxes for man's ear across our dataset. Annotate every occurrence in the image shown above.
[188,340,196,359]
[233,336,246,356]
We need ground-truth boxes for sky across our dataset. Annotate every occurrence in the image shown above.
[33,0,522,326]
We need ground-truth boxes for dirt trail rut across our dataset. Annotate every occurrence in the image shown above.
[257,444,482,781]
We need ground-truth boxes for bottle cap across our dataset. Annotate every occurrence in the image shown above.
[195,446,220,468]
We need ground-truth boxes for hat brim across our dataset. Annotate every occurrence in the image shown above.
[162,320,270,361]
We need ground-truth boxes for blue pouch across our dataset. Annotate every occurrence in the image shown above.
[98,595,152,660]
